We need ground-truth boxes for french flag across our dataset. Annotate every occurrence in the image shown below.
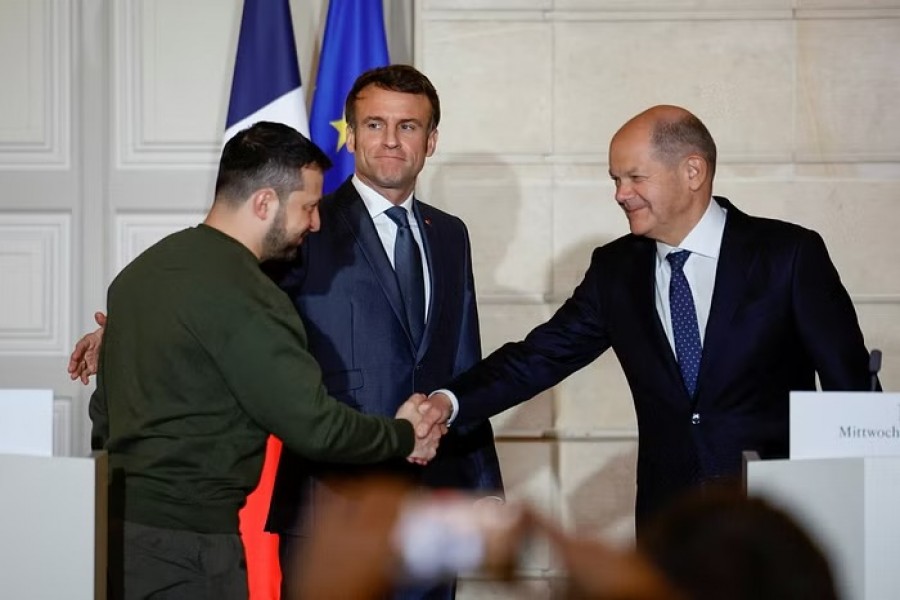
[225,0,309,143]
[224,1,308,598]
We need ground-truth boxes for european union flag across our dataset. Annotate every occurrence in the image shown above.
[310,0,390,193]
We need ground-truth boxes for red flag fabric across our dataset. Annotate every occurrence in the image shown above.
[239,436,283,599]
[226,0,307,596]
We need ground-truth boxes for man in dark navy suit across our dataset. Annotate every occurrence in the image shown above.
[264,65,503,600]
[420,104,873,532]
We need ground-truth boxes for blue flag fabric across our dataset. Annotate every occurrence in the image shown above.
[310,0,390,193]
[224,0,309,142]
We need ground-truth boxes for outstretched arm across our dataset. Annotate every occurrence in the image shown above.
[534,512,682,600]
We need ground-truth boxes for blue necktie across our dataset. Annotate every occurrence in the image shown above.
[385,206,425,346]
[667,251,702,397]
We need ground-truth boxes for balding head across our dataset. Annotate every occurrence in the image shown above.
[608,106,717,246]
[616,105,717,183]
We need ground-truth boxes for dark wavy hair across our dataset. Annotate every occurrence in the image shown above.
[344,64,440,132]
[214,121,332,205]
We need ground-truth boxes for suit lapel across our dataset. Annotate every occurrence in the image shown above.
[333,182,410,340]
[697,197,758,391]
[415,202,441,357]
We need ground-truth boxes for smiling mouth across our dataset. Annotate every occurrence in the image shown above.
[619,203,646,213]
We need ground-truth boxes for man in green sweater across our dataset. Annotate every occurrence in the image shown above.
[89,121,442,600]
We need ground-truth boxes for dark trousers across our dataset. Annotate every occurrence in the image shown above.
[278,532,456,600]
[114,521,247,600]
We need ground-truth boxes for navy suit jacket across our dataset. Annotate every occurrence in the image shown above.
[266,178,503,535]
[448,197,872,523]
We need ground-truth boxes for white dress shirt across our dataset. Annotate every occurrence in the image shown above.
[352,176,431,321]
[654,198,727,353]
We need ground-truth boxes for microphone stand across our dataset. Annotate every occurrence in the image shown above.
[869,349,882,392]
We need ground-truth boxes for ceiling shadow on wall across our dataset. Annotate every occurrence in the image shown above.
[424,156,554,437]
[544,184,639,541]
[425,156,639,539]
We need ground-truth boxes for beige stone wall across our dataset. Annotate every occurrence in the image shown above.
[412,2,900,595]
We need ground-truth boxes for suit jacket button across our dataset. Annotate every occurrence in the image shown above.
[691,412,700,425]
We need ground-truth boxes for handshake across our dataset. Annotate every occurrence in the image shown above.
[68,312,458,466]
[393,392,454,466]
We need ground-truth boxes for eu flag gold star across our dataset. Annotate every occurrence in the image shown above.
[330,113,348,152]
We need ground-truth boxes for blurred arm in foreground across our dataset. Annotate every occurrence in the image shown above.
[293,477,680,600]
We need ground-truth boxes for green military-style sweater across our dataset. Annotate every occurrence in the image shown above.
[89,224,414,533]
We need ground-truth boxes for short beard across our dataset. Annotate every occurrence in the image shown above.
[260,203,298,262]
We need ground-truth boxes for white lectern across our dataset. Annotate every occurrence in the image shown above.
[745,392,900,600]
[0,452,108,600]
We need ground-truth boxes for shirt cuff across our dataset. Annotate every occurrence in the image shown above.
[429,389,459,424]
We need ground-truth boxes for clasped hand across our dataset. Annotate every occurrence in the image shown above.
[394,393,452,466]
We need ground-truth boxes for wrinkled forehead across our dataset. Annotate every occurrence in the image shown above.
[354,86,433,123]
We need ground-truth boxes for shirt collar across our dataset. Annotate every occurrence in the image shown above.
[352,175,416,218]
[656,197,727,262]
